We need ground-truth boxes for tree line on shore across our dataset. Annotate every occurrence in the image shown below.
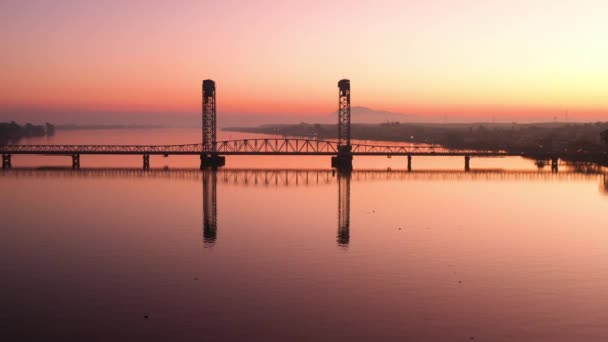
[226,122,608,154]
[0,121,55,146]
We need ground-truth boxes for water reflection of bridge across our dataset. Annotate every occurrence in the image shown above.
[2,168,605,186]
[3,168,606,247]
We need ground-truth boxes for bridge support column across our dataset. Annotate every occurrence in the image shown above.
[143,154,150,170]
[200,154,225,169]
[407,155,412,172]
[551,157,559,173]
[2,154,11,169]
[331,148,353,172]
[72,154,80,169]
[465,155,471,172]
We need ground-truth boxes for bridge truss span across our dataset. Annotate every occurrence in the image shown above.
[215,139,338,154]
[0,143,202,155]
[0,138,511,156]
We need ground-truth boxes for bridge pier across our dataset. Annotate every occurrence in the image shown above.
[72,154,80,169]
[2,154,11,169]
[407,155,412,172]
[331,154,353,171]
[143,154,150,170]
[465,155,471,172]
[200,154,225,169]
[551,157,559,173]
[332,146,353,172]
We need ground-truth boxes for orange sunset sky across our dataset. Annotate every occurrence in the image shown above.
[1,0,607,123]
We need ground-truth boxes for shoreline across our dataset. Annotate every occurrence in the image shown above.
[225,122,608,165]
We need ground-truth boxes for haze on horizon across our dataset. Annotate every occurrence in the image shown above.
[1,0,607,125]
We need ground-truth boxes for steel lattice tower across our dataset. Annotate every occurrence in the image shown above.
[337,79,351,152]
[202,80,216,153]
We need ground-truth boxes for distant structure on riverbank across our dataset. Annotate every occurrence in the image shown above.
[0,121,55,146]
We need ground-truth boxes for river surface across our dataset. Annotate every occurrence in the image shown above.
[2,128,608,341]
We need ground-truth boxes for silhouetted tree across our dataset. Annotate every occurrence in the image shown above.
[601,129,608,147]
[0,121,52,145]
[45,122,55,136]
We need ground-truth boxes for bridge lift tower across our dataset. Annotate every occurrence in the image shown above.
[331,79,353,171]
[201,79,225,168]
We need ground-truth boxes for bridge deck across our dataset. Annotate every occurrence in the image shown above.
[1,138,514,156]
[1,138,604,160]
[0,151,519,156]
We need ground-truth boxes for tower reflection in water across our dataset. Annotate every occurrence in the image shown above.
[201,167,353,247]
[337,169,351,246]
[202,168,218,246]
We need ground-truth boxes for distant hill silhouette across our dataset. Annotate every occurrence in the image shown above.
[218,106,415,127]
[330,106,415,124]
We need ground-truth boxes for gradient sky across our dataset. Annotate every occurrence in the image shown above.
[1,0,608,122]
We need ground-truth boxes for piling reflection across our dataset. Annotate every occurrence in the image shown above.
[337,169,351,246]
[202,168,218,246]
[4,167,606,185]
[566,162,606,174]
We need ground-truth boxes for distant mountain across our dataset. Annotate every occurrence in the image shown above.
[330,106,415,124]
[218,107,417,128]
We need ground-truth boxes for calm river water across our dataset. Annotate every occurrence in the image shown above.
[2,128,608,341]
